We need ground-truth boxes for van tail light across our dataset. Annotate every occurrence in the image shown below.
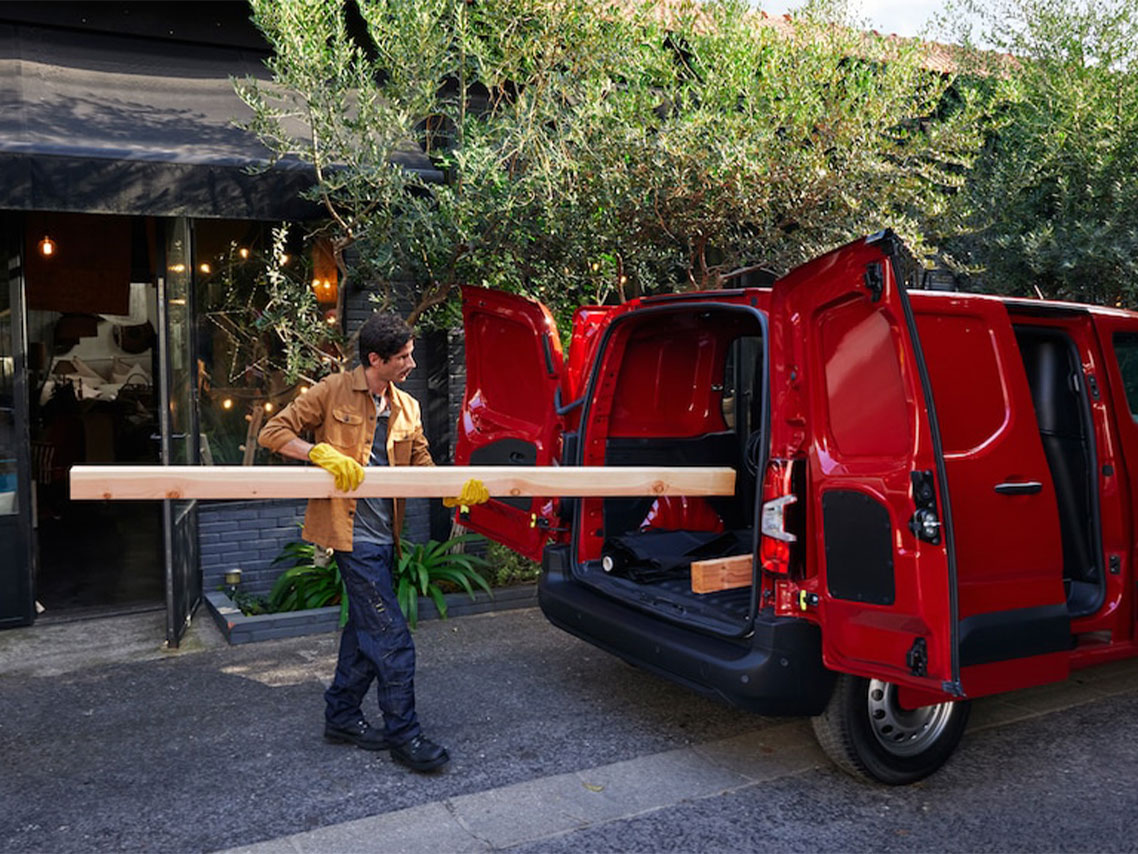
[760,459,798,575]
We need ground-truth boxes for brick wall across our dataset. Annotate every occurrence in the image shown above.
[199,498,307,597]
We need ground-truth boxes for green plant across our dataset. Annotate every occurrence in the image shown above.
[268,540,350,627]
[394,534,493,629]
[229,589,273,616]
[484,540,541,588]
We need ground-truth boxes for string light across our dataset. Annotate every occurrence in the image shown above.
[263,402,274,413]
[199,262,212,274]
[238,247,249,259]
[38,236,56,257]
[222,398,233,410]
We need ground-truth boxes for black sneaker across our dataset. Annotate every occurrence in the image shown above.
[391,734,449,772]
[324,719,389,751]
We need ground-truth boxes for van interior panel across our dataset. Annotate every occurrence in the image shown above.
[574,306,764,635]
[1014,325,1104,616]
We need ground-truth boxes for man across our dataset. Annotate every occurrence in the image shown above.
[259,311,484,773]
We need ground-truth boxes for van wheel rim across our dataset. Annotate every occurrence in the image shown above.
[866,679,954,757]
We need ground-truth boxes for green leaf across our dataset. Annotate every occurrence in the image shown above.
[428,584,447,619]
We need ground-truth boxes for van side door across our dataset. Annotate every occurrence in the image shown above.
[912,294,1070,698]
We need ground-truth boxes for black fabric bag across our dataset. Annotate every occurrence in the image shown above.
[601,529,753,584]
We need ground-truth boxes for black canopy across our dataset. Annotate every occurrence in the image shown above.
[0,19,441,220]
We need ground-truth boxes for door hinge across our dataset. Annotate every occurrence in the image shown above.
[907,637,928,677]
[864,262,884,303]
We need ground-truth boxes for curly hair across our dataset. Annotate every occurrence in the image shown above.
[358,312,413,364]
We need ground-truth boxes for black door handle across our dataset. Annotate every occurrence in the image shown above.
[994,481,1043,495]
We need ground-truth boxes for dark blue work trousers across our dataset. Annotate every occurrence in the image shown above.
[324,542,421,745]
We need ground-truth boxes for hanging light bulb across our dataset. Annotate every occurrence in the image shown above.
[238,247,250,259]
[199,262,212,274]
[222,398,233,410]
[38,235,56,257]
[263,402,274,413]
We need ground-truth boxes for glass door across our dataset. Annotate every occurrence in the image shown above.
[159,218,201,646]
[0,236,35,627]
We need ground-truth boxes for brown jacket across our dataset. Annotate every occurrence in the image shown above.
[258,365,433,552]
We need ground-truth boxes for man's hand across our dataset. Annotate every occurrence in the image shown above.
[308,443,365,492]
[443,478,490,514]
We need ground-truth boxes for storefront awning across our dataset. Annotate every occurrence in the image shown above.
[0,21,443,220]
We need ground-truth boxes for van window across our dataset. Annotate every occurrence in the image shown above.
[1112,332,1138,419]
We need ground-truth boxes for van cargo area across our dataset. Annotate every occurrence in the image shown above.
[569,303,767,637]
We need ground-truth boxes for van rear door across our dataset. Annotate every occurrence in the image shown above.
[769,232,960,695]
[456,286,567,560]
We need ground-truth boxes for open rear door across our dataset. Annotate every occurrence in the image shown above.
[771,232,960,696]
[456,286,566,561]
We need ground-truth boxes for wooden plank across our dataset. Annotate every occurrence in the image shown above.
[70,465,736,501]
[690,553,753,594]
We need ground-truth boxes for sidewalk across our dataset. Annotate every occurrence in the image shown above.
[2,606,1138,853]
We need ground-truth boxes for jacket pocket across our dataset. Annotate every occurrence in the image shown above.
[390,431,413,465]
[327,406,364,449]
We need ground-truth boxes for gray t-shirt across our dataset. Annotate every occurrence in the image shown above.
[352,395,394,546]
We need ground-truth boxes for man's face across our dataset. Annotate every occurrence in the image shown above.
[370,338,416,385]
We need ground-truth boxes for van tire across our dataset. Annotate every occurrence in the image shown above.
[811,673,970,785]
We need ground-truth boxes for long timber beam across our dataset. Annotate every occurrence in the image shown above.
[69,465,736,501]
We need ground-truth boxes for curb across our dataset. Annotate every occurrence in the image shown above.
[204,584,538,645]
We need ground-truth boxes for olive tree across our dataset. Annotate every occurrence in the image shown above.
[938,0,1138,303]
[236,0,988,328]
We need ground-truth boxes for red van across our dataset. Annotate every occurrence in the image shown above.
[455,230,1138,784]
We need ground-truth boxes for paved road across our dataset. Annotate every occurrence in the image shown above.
[1,607,1136,853]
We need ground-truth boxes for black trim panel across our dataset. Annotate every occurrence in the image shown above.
[959,603,1071,667]
[469,437,536,511]
[823,490,895,605]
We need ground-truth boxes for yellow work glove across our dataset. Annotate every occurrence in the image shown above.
[443,478,490,514]
[308,443,365,492]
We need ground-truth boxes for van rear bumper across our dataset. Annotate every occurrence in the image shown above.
[539,545,836,717]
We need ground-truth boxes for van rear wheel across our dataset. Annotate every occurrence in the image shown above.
[811,673,970,785]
